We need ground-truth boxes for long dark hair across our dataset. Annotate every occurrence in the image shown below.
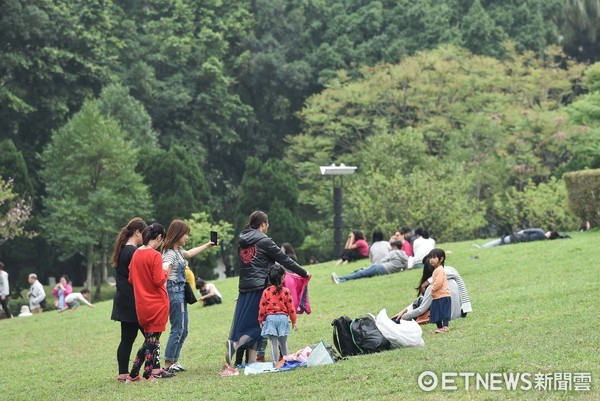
[142,223,165,245]
[111,217,147,267]
[163,219,190,251]
[267,264,286,294]
[372,228,384,243]
[281,242,298,262]
[429,248,446,266]
[245,210,268,230]
[416,256,435,296]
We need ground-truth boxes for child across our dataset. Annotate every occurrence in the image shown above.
[59,288,95,312]
[428,248,451,333]
[258,265,297,366]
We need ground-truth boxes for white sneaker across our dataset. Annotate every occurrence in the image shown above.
[172,363,186,372]
[331,272,340,284]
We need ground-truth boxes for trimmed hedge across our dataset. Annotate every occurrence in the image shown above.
[563,169,600,227]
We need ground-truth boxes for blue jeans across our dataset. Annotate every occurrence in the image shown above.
[57,289,65,309]
[339,264,388,282]
[164,282,188,362]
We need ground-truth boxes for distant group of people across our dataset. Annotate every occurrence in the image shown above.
[332,226,436,284]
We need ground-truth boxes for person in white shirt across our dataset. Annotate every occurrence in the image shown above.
[59,288,94,311]
[0,261,12,318]
[408,228,435,269]
[196,278,222,306]
[27,273,46,314]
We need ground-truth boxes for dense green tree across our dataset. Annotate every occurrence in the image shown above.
[40,100,152,293]
[565,62,600,171]
[287,46,584,250]
[461,0,508,58]
[96,84,158,147]
[0,139,34,197]
[235,157,305,247]
[561,0,600,61]
[0,0,113,156]
[137,145,211,226]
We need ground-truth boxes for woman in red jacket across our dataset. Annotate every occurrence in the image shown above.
[127,223,171,383]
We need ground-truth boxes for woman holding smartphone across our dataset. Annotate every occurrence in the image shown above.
[162,219,215,373]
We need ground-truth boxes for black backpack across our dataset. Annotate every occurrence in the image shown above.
[332,316,360,357]
[350,315,391,354]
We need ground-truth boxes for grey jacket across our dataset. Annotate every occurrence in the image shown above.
[381,250,409,273]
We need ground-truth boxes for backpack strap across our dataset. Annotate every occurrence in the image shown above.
[349,318,364,354]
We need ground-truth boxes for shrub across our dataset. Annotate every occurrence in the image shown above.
[563,169,600,227]
[492,178,580,231]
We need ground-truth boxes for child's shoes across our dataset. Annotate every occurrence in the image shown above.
[219,364,239,377]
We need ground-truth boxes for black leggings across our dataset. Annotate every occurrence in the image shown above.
[117,321,144,374]
[0,298,11,318]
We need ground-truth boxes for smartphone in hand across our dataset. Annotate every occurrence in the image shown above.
[210,230,218,245]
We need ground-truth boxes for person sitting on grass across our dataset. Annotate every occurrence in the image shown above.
[331,241,408,284]
[391,256,464,324]
[369,228,391,264]
[335,230,369,265]
[59,288,95,312]
[52,275,72,310]
[196,278,222,306]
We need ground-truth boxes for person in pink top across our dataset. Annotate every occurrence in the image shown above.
[52,275,72,310]
[336,230,369,265]
[428,248,451,333]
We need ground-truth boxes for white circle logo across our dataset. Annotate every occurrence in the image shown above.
[418,371,438,391]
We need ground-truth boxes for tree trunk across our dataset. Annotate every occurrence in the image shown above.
[86,243,94,289]
[102,247,108,283]
[95,261,102,300]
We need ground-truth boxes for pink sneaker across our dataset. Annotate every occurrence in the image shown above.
[219,364,239,377]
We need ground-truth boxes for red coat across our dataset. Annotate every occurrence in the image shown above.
[258,285,297,325]
[128,247,169,332]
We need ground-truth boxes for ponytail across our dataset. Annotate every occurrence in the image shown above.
[111,217,147,267]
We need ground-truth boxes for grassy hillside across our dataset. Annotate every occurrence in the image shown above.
[1,231,598,400]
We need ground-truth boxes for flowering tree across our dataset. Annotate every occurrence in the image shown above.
[0,177,34,246]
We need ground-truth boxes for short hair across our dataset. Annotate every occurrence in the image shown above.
[390,241,402,249]
[400,226,412,235]
[81,288,90,295]
[196,278,206,288]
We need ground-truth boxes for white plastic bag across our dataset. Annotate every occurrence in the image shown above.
[372,308,425,348]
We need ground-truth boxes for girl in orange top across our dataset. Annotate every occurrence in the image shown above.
[127,223,171,382]
[428,248,451,333]
[258,265,297,365]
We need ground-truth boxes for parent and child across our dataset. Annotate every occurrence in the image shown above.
[391,248,472,333]
[110,214,473,381]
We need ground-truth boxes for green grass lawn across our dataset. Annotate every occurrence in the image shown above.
[1,231,598,400]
